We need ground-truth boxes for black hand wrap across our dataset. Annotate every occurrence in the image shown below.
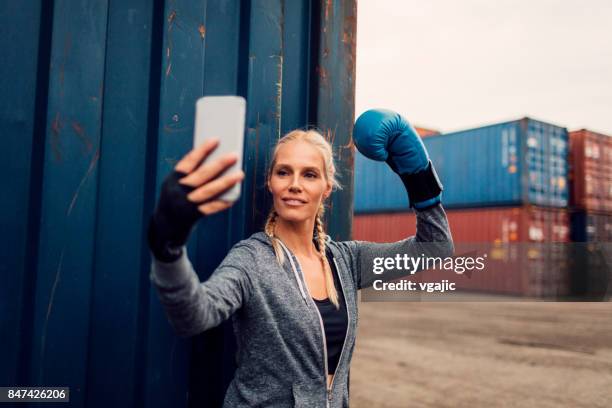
[397,161,443,209]
[147,171,203,262]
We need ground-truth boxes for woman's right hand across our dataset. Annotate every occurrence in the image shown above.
[148,139,245,262]
[174,138,245,215]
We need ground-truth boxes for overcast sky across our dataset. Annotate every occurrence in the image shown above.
[355,0,612,135]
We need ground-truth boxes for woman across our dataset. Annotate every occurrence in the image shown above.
[148,109,453,407]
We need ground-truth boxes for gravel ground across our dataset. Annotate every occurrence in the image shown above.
[349,298,612,407]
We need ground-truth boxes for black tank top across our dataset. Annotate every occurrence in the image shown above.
[312,252,348,374]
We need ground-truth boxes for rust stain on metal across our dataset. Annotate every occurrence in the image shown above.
[51,113,62,135]
[316,65,329,89]
[165,10,176,77]
[71,121,93,154]
[342,137,355,150]
[168,10,176,24]
[67,148,100,216]
[344,146,355,169]
[71,120,85,133]
[198,24,206,39]
[343,13,357,61]
[325,125,338,146]
[325,0,333,21]
[50,113,63,162]
[343,5,357,119]
[317,66,327,80]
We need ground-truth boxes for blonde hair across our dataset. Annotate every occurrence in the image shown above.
[264,129,341,308]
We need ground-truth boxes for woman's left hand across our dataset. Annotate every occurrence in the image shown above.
[353,108,442,209]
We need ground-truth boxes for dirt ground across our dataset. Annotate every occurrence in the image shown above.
[349,297,612,408]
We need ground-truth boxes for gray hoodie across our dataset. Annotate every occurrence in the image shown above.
[150,204,453,407]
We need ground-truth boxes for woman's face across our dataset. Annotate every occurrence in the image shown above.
[268,140,332,224]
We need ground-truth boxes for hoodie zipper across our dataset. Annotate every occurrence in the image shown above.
[309,283,332,407]
[277,240,350,408]
[328,257,350,401]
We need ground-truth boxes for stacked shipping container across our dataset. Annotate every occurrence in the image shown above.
[353,117,575,297]
[568,130,612,298]
[569,130,612,212]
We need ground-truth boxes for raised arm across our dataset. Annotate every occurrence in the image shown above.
[345,109,454,289]
[147,138,246,336]
[341,204,453,290]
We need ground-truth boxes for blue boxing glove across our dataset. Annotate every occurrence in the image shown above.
[353,109,442,210]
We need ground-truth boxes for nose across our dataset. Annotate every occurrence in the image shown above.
[288,174,302,192]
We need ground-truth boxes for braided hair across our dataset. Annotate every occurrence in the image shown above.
[264,129,341,308]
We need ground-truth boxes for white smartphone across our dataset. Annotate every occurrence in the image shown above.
[193,95,246,202]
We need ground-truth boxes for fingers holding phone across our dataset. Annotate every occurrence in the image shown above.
[175,140,245,215]
[174,137,220,175]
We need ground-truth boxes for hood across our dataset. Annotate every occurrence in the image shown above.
[248,231,334,250]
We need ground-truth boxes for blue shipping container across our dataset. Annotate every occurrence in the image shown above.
[0,1,356,407]
[354,117,569,212]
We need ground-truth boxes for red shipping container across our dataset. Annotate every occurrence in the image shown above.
[569,129,612,212]
[353,206,570,297]
[569,210,612,298]
[414,126,440,138]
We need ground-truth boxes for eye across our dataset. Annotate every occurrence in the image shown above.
[276,168,289,176]
[304,171,318,179]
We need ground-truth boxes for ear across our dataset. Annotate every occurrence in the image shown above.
[323,183,332,199]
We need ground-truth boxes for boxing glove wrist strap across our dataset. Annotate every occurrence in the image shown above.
[147,170,202,263]
[148,215,184,263]
[399,161,443,208]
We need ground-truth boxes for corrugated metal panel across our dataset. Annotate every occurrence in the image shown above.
[0,0,50,395]
[569,129,612,212]
[354,118,569,212]
[28,4,111,407]
[354,206,570,297]
[313,0,357,241]
[0,1,356,407]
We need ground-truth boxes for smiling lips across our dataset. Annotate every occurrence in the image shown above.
[282,197,307,206]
